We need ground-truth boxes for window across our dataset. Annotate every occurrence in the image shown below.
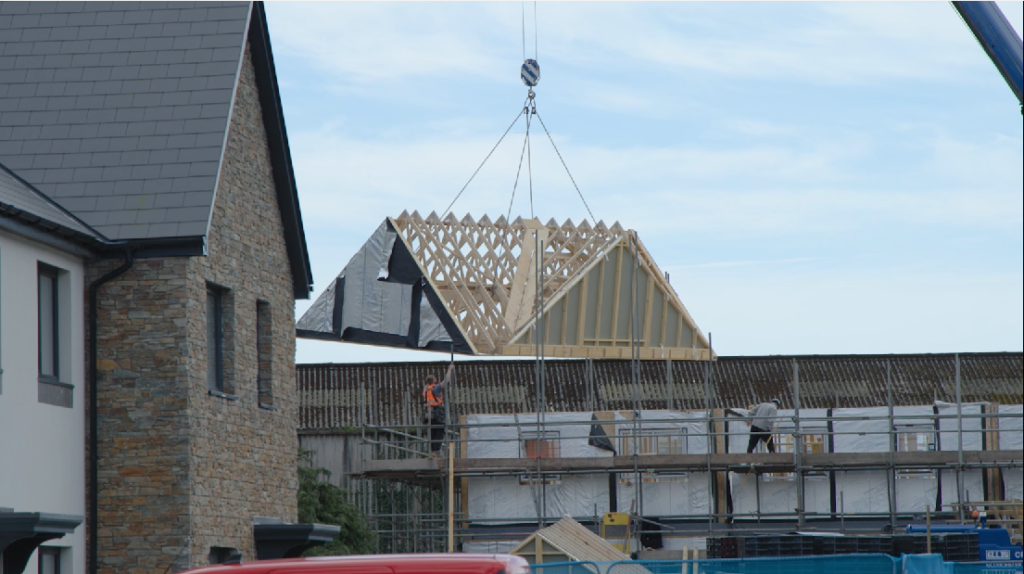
[621,428,688,457]
[896,425,936,478]
[206,286,223,392]
[206,284,235,398]
[621,428,689,482]
[521,431,560,459]
[764,429,827,481]
[38,265,59,382]
[38,547,61,574]
[37,264,72,408]
[256,300,273,408]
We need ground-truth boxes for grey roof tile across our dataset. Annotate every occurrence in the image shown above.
[78,137,110,152]
[125,121,156,136]
[175,220,206,235]
[83,3,114,14]
[106,209,137,224]
[94,11,124,26]
[95,195,125,211]
[129,164,161,179]
[136,207,166,223]
[72,167,103,182]
[1,160,104,241]
[52,181,85,196]
[0,1,253,242]
[95,122,126,137]
[50,139,79,153]
[66,11,96,27]
[113,179,144,194]
[146,222,178,237]
[122,10,152,25]
[154,119,184,135]
[79,212,108,226]
[123,193,155,209]
[127,50,157,65]
[59,196,96,210]
[154,190,183,207]
[182,190,212,206]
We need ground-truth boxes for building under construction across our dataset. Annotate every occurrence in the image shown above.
[294,214,1022,554]
[296,353,1023,554]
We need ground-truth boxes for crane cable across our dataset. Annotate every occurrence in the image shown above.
[445,1,599,225]
[441,97,528,220]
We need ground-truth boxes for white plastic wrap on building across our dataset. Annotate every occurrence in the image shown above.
[833,406,938,514]
[937,403,984,509]
[727,409,831,518]
[615,411,711,520]
[465,411,710,523]
[1000,404,1023,501]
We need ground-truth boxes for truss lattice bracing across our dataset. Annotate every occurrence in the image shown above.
[389,212,711,359]
[296,212,711,359]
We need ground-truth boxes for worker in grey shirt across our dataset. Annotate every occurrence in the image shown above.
[746,398,781,453]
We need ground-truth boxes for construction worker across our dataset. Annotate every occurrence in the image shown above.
[424,362,455,457]
[746,398,781,453]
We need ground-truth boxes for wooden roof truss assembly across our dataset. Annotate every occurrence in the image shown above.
[389,211,711,360]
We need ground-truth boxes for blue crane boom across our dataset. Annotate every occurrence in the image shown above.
[951,1,1024,112]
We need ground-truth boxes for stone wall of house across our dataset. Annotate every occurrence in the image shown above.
[87,41,299,573]
[183,40,298,567]
[86,257,194,574]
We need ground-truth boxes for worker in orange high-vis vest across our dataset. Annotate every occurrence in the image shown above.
[424,362,455,457]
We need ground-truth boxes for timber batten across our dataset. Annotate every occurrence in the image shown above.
[298,211,711,358]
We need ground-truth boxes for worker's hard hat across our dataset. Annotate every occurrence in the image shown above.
[771,398,781,406]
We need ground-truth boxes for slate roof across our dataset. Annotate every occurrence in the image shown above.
[296,352,1024,429]
[1,160,105,243]
[0,1,313,297]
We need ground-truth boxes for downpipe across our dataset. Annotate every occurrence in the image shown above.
[88,249,133,574]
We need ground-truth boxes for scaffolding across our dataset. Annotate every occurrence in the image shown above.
[297,354,1024,554]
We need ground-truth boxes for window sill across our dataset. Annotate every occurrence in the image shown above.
[38,377,74,389]
[208,389,238,401]
[258,402,276,411]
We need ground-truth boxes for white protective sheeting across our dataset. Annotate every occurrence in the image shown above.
[1000,404,1023,501]
[465,411,711,523]
[937,403,984,509]
[466,412,613,522]
[615,411,711,519]
[727,409,830,518]
[832,407,938,514]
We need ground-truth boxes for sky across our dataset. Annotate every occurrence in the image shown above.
[262,2,1024,365]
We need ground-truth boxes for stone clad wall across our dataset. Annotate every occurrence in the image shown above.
[88,40,298,573]
[87,257,193,574]
[184,41,298,567]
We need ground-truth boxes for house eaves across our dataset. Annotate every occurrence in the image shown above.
[0,1,312,298]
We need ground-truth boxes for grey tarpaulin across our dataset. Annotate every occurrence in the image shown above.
[296,219,472,354]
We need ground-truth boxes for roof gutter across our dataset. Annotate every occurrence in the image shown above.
[88,248,134,574]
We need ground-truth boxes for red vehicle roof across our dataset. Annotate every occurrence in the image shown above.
[180,554,530,574]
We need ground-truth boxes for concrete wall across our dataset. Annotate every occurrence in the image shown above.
[0,230,86,574]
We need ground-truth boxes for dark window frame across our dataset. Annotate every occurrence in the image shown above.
[38,264,60,384]
[207,285,224,394]
[206,283,237,400]
[256,300,274,410]
[38,546,61,574]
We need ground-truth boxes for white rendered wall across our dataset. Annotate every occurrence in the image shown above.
[0,230,86,574]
